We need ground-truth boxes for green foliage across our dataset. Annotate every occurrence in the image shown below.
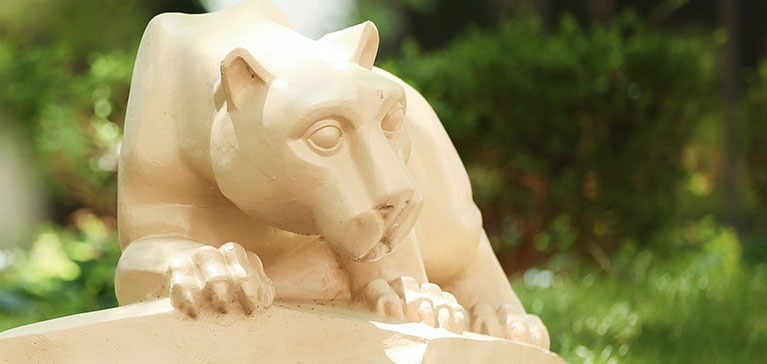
[515,216,767,363]
[741,60,767,215]
[0,212,120,331]
[0,0,197,215]
[383,10,717,265]
[0,43,132,213]
[0,6,138,216]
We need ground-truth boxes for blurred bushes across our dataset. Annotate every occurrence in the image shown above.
[0,0,200,218]
[741,60,767,218]
[515,216,767,363]
[0,0,152,329]
[0,44,131,215]
[383,10,720,270]
[0,211,120,331]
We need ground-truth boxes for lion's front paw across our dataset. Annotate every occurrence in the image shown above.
[168,242,275,317]
[470,303,550,349]
[360,277,468,333]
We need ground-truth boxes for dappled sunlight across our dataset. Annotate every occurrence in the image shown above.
[0,0,765,362]
[514,216,766,363]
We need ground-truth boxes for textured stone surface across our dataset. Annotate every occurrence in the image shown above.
[0,299,566,364]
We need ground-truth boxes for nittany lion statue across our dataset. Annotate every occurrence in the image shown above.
[115,0,549,349]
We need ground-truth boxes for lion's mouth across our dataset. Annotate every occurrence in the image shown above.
[358,199,418,261]
[383,199,416,242]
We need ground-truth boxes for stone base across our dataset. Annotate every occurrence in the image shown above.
[0,299,566,364]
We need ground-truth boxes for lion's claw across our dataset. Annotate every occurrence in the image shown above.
[361,278,406,319]
[471,303,550,350]
[168,242,274,317]
[360,277,468,333]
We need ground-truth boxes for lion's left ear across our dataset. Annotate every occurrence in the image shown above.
[318,21,379,70]
[220,47,274,111]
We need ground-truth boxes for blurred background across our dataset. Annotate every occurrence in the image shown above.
[0,0,765,362]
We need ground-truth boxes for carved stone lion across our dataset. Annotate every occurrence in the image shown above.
[115,0,549,349]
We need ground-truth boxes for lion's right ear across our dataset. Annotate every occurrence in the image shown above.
[220,47,274,111]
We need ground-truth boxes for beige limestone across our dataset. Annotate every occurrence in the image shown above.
[0,299,566,364]
[112,0,551,349]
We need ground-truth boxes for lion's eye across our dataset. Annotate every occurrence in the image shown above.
[381,105,405,137]
[308,124,342,151]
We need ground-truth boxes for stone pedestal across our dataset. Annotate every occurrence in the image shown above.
[0,299,565,364]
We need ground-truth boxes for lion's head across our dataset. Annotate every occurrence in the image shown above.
[210,21,422,262]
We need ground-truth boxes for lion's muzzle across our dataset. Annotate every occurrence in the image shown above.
[336,190,423,262]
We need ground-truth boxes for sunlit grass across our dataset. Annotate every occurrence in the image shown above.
[515,220,767,364]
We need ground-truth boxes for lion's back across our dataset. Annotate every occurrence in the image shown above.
[118,1,294,246]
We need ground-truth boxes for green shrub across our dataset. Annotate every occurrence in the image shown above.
[0,0,186,216]
[741,60,767,216]
[0,212,120,331]
[0,41,132,215]
[515,216,767,364]
[383,11,716,268]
